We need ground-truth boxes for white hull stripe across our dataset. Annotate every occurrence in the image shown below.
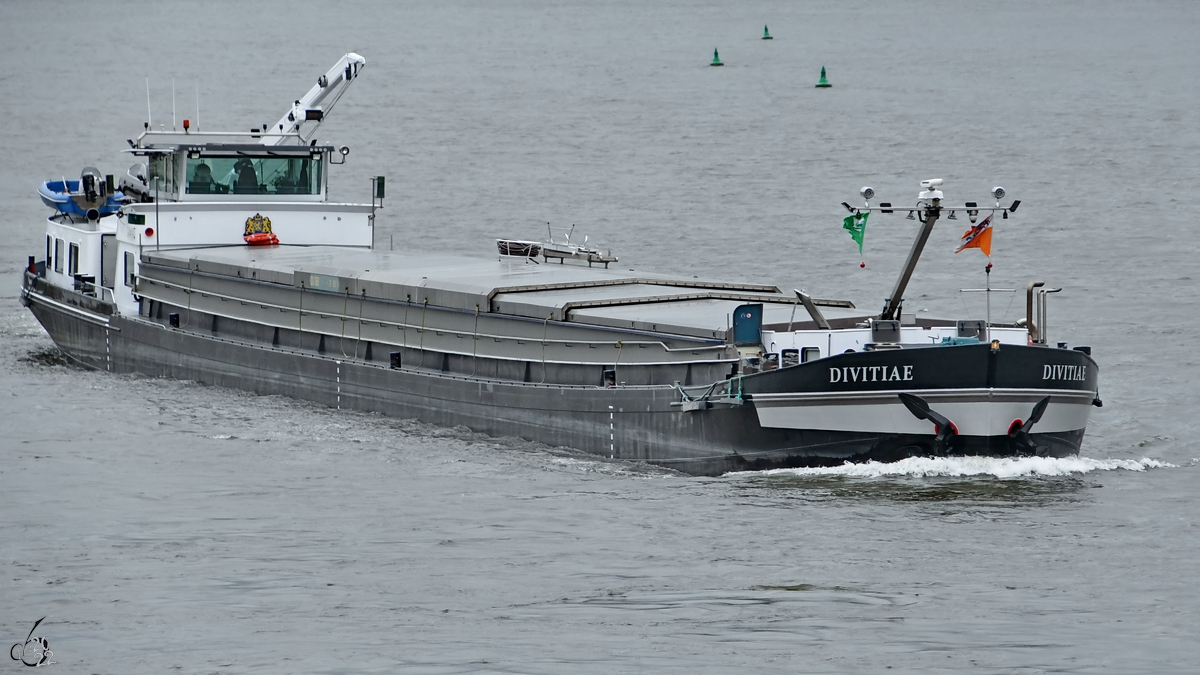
[751,388,1094,436]
[750,387,1095,404]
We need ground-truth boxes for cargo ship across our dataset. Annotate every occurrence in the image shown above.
[20,54,1100,476]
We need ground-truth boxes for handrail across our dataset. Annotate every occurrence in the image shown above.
[1026,281,1044,342]
[136,130,306,139]
[95,285,117,304]
[485,276,855,310]
[557,290,853,318]
[1040,287,1062,344]
[74,277,119,305]
[132,130,306,149]
[1025,281,1061,344]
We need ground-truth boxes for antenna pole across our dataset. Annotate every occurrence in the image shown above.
[172,78,176,130]
[985,262,992,330]
[195,82,200,130]
[145,78,152,127]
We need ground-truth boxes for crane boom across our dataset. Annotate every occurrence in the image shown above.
[264,53,366,146]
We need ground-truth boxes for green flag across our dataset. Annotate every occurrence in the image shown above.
[843,211,868,255]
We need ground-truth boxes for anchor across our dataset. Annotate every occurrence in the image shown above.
[1007,396,1051,456]
[898,392,958,454]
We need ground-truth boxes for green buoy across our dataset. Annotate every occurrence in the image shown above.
[815,66,832,87]
[710,48,723,66]
[762,25,773,40]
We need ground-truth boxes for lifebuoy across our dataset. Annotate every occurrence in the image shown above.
[244,232,279,246]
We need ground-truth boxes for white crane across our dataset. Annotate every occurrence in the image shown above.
[263,53,366,146]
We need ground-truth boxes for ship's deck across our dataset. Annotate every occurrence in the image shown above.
[142,245,862,338]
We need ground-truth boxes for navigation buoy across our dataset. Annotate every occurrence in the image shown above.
[815,66,832,88]
[860,261,866,268]
[762,25,773,40]
[711,48,724,66]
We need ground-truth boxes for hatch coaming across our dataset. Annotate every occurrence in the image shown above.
[136,245,812,335]
[134,262,734,367]
[131,245,1037,373]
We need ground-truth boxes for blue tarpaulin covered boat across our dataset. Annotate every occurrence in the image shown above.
[38,167,124,219]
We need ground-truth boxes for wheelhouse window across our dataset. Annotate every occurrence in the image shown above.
[186,155,323,195]
[68,243,80,276]
[54,239,63,273]
[148,153,176,195]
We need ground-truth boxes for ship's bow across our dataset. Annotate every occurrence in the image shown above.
[742,343,1099,460]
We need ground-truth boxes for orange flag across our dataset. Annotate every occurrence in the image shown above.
[955,215,993,256]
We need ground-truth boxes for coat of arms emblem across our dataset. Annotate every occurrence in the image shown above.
[244,213,273,236]
[243,213,279,246]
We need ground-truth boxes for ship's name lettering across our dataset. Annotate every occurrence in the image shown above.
[829,365,913,383]
[1043,364,1086,381]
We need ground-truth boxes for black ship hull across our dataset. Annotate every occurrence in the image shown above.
[21,273,1098,476]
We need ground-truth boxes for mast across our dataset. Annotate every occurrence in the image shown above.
[881,180,942,321]
[842,180,1020,322]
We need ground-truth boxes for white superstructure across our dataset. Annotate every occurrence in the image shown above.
[38,54,379,319]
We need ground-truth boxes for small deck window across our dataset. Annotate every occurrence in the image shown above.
[68,243,79,276]
[801,347,821,363]
[54,239,63,273]
[45,236,52,271]
[186,155,322,195]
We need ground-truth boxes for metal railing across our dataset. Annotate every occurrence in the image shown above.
[1026,281,1062,344]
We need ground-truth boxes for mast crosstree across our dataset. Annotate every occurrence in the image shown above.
[841,180,1021,321]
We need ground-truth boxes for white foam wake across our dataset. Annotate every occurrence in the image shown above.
[730,456,1175,479]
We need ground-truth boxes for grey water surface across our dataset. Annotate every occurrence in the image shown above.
[2,1,1198,672]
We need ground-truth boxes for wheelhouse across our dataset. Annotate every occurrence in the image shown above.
[127,137,337,204]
